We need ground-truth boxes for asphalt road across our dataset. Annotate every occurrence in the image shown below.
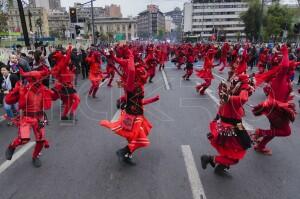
[0,61,300,199]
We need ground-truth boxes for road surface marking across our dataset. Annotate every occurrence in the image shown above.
[212,72,226,81]
[181,145,207,199]
[206,89,254,131]
[0,142,35,174]
[99,78,108,87]
[162,69,171,90]
[111,109,121,122]
[206,89,220,105]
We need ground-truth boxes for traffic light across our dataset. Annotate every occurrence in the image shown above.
[69,8,77,23]
[75,25,82,36]
[293,23,300,34]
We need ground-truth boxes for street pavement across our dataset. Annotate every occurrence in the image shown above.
[0,61,300,199]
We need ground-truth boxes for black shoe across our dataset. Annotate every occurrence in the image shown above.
[5,147,15,160]
[149,80,153,83]
[61,116,69,120]
[214,164,229,174]
[201,155,215,169]
[69,114,78,121]
[116,99,121,109]
[116,147,130,162]
[123,154,136,166]
[32,157,42,168]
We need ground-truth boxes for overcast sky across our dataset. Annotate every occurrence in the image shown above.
[61,0,188,17]
[61,0,298,17]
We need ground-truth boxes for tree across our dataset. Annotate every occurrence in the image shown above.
[61,24,66,39]
[35,17,43,37]
[158,29,165,40]
[0,12,8,33]
[263,4,293,41]
[240,0,262,41]
[0,1,9,33]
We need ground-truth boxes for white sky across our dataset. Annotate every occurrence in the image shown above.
[61,0,188,17]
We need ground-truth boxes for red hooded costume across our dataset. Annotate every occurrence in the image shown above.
[86,51,103,97]
[195,48,217,95]
[5,70,55,167]
[100,49,159,165]
[252,45,296,155]
[51,47,80,120]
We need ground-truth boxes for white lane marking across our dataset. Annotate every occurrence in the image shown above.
[212,72,226,81]
[206,89,220,105]
[111,109,121,122]
[161,69,171,90]
[99,78,109,87]
[206,88,254,131]
[0,142,35,174]
[181,145,207,199]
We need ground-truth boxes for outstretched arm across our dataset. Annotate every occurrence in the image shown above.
[142,95,160,105]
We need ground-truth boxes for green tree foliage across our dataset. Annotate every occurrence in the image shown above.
[240,0,262,41]
[0,2,9,32]
[263,4,293,40]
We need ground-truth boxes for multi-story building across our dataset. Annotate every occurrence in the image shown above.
[92,17,137,41]
[183,0,248,40]
[49,0,61,10]
[105,4,122,18]
[48,10,69,37]
[137,5,165,39]
[29,0,50,10]
[7,7,49,36]
[165,7,183,29]
[73,3,117,23]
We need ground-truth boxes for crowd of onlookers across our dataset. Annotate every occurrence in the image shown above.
[0,43,94,126]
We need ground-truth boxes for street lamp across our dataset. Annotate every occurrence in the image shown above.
[78,0,96,44]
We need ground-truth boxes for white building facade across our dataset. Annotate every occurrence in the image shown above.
[184,0,248,41]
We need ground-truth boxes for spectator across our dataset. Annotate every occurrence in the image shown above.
[81,48,89,79]
[32,50,51,87]
[71,48,82,85]
[0,64,19,126]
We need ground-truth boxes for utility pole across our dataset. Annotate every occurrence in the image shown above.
[79,0,96,44]
[28,9,32,32]
[91,0,95,44]
[17,0,30,48]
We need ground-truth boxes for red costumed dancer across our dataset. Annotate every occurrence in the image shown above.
[86,51,103,97]
[182,48,195,81]
[176,48,186,70]
[252,45,296,155]
[100,49,159,165]
[201,73,253,174]
[195,49,217,95]
[145,47,158,83]
[218,42,230,73]
[102,49,116,87]
[158,45,168,71]
[235,49,248,75]
[257,48,269,74]
[51,47,80,120]
[5,70,54,168]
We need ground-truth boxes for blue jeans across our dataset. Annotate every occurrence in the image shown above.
[3,100,18,119]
